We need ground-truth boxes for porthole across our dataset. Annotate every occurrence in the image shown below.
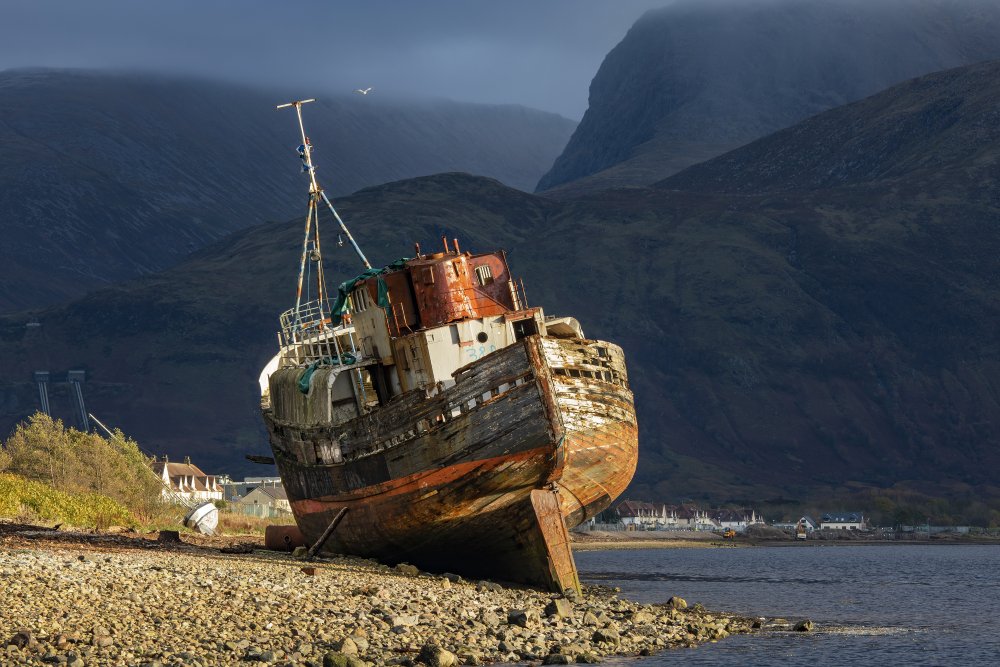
[477,332,489,343]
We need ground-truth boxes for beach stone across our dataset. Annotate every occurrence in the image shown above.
[577,653,602,664]
[508,609,539,628]
[544,599,574,619]
[332,637,358,656]
[481,610,501,628]
[543,654,573,664]
[7,631,31,648]
[666,596,688,610]
[592,628,620,645]
[418,643,459,667]
[582,611,600,627]
[323,652,364,667]
[456,646,484,665]
[390,614,419,627]
[630,610,654,624]
[395,563,419,576]
[292,546,309,559]
[477,581,502,592]
[794,619,814,632]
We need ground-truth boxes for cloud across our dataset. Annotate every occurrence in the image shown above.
[0,0,670,119]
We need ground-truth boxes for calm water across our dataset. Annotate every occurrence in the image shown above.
[575,545,1000,666]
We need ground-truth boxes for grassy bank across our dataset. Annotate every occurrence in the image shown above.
[0,473,132,528]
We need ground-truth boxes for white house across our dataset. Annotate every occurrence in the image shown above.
[797,516,819,532]
[675,504,716,531]
[150,456,223,503]
[617,501,677,529]
[820,511,868,530]
[223,476,283,501]
[711,508,764,533]
[237,484,291,518]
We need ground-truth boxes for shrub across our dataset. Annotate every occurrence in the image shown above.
[1,413,165,521]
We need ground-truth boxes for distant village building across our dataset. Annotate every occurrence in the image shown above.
[617,500,675,529]
[675,504,716,531]
[821,512,868,530]
[614,500,728,531]
[710,508,764,533]
[150,456,223,503]
[797,516,819,533]
[236,484,291,518]
[223,476,283,502]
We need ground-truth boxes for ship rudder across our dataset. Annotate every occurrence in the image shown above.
[528,488,581,595]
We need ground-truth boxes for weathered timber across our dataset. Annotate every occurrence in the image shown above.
[263,335,637,590]
[306,506,348,560]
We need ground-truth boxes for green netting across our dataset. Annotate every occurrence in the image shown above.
[329,257,410,326]
[298,353,359,394]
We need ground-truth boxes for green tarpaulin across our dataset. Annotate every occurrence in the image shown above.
[329,257,410,326]
[298,353,358,394]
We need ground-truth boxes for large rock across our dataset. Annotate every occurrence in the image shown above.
[331,638,358,656]
[592,628,620,645]
[544,598,574,619]
[507,609,540,628]
[323,653,365,667]
[418,644,459,667]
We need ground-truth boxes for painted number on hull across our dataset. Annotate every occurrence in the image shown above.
[467,345,496,361]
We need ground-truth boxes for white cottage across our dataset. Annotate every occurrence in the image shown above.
[820,511,868,530]
[150,456,223,503]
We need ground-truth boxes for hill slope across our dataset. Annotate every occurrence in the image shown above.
[0,69,574,312]
[3,61,1000,515]
[659,59,1000,195]
[536,0,1000,195]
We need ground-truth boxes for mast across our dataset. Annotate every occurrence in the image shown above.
[277,99,372,324]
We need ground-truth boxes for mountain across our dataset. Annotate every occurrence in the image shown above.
[4,60,1000,519]
[659,58,1000,195]
[0,69,575,313]
[535,0,1000,196]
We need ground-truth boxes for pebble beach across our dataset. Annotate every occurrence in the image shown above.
[0,528,761,667]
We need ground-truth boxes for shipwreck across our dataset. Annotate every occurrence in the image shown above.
[258,99,638,592]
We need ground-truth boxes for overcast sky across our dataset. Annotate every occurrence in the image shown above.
[0,1,672,120]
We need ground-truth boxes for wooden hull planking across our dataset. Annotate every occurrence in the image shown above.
[263,335,636,591]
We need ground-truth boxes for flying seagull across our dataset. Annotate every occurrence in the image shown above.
[354,87,373,95]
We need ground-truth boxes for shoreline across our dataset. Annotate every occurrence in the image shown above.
[1,525,764,666]
[570,533,1000,550]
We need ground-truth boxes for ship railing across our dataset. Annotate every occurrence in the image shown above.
[277,299,364,369]
[279,299,332,344]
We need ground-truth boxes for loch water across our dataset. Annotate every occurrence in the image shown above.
[575,544,1000,666]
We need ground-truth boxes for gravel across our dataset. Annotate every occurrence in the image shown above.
[0,542,759,666]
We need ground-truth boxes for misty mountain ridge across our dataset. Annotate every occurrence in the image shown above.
[0,68,575,312]
[4,59,1000,518]
[537,0,1000,196]
[660,59,1000,195]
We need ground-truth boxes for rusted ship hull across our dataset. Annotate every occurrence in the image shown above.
[263,335,637,591]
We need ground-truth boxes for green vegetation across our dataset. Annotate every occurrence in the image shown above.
[0,473,131,528]
[0,413,165,527]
